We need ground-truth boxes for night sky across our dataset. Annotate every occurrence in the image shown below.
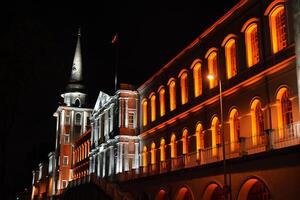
[3,1,239,199]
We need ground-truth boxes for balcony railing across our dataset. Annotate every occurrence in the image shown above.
[114,122,300,181]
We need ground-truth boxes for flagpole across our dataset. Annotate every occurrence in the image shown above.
[113,33,119,92]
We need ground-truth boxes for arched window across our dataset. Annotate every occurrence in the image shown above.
[251,99,264,145]
[203,183,224,200]
[182,129,189,155]
[159,88,166,117]
[229,109,240,152]
[180,71,189,105]
[196,123,204,151]
[142,99,148,126]
[269,5,287,53]
[143,146,148,167]
[225,38,237,79]
[276,88,293,139]
[170,134,177,158]
[151,142,156,164]
[75,113,81,125]
[237,178,270,200]
[168,79,177,111]
[160,138,166,161]
[245,23,260,67]
[192,61,202,97]
[211,116,220,156]
[175,187,193,200]
[206,50,218,89]
[150,94,156,122]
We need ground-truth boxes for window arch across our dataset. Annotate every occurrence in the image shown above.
[211,116,220,156]
[237,178,270,200]
[142,99,148,126]
[268,4,287,53]
[150,93,156,122]
[223,38,237,79]
[276,87,293,139]
[196,123,204,151]
[175,186,193,200]
[229,108,240,152]
[170,134,177,158]
[158,87,166,117]
[202,183,224,200]
[75,113,81,125]
[182,129,189,155]
[245,23,260,67]
[191,60,202,97]
[179,71,189,105]
[251,99,264,145]
[143,146,148,167]
[205,49,218,89]
[168,79,177,111]
[160,138,166,161]
[151,142,156,164]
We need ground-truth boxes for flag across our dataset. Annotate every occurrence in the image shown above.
[111,33,118,44]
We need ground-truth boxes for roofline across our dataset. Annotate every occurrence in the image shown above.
[137,0,248,92]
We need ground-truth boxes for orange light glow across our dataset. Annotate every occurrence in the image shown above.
[269,5,287,53]
[225,38,237,79]
[182,129,189,154]
[159,88,166,116]
[207,51,218,89]
[180,72,189,105]
[142,99,148,126]
[169,80,177,111]
[211,116,220,156]
[160,138,166,161]
[250,99,264,145]
[229,108,240,152]
[192,61,202,97]
[150,94,156,122]
[245,23,260,67]
[143,146,148,167]
[151,142,156,164]
[171,134,177,158]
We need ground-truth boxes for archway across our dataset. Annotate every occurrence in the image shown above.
[175,186,193,200]
[237,178,270,200]
[202,183,223,200]
[155,189,168,200]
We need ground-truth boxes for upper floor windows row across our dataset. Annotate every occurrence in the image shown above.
[141,2,288,127]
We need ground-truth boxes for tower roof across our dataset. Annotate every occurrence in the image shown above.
[65,28,85,93]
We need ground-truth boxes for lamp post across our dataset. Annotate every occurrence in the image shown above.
[207,74,229,200]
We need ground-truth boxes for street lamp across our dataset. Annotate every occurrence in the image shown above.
[207,74,229,200]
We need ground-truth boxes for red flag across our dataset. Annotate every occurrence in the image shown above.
[111,33,118,44]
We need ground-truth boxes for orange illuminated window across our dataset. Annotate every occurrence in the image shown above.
[160,138,166,161]
[225,39,237,79]
[169,80,176,111]
[159,88,166,117]
[192,61,202,97]
[229,109,240,152]
[207,51,218,89]
[251,99,264,145]
[182,129,189,154]
[150,94,156,122]
[143,146,148,167]
[196,123,204,151]
[170,134,177,158]
[211,116,220,156]
[269,5,287,53]
[245,23,260,67]
[142,99,148,126]
[151,142,156,164]
[276,88,293,139]
[180,72,189,104]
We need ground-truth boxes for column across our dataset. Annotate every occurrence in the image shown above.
[97,152,101,177]
[94,120,98,146]
[124,143,129,171]
[89,157,93,174]
[134,142,139,169]
[108,146,114,175]
[90,122,94,146]
[110,105,114,132]
[119,143,123,172]
[119,99,122,127]
[116,143,120,173]
[125,99,128,127]
[102,150,106,177]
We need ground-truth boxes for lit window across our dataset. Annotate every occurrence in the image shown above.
[143,146,148,166]
[142,99,148,126]
[229,109,240,152]
[225,39,237,79]
[180,72,189,104]
[151,142,156,164]
[245,23,260,67]
[160,138,166,161]
[63,156,68,166]
[196,123,204,151]
[269,5,287,53]
[150,94,156,122]
[192,61,202,97]
[182,129,189,154]
[207,51,218,89]
[64,134,70,144]
[170,134,177,158]
[159,88,166,117]
[169,80,176,111]
[128,111,136,128]
[211,116,220,156]
[251,99,264,145]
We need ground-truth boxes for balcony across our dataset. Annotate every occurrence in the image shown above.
[115,122,300,182]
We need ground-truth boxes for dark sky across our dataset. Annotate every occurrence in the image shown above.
[3,1,239,199]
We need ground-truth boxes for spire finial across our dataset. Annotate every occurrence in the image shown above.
[78,27,81,37]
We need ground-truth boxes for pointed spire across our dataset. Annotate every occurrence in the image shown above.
[69,28,83,82]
